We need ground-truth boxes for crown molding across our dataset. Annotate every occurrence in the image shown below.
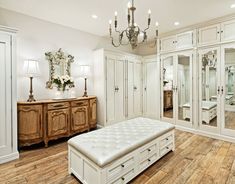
[0,25,18,34]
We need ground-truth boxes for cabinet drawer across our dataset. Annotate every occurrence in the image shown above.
[139,143,156,161]
[160,134,173,148]
[139,153,158,171]
[107,156,134,180]
[160,143,173,157]
[71,100,88,107]
[111,168,135,184]
[48,102,70,110]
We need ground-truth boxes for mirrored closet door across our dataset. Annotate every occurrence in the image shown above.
[221,44,235,137]
[161,51,193,128]
[198,47,220,133]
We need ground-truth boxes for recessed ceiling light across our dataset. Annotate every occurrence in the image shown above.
[174,22,180,26]
[231,4,235,8]
[92,14,98,19]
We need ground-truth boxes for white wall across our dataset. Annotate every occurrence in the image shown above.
[0,7,137,101]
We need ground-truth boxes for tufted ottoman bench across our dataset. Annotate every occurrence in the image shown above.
[68,117,175,184]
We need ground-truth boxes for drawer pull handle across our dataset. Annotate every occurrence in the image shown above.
[147,148,151,152]
[121,164,125,168]
[166,147,169,149]
[52,104,65,108]
[166,138,169,141]
[148,159,151,162]
[122,177,125,181]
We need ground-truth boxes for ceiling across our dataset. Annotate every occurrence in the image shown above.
[0,0,235,37]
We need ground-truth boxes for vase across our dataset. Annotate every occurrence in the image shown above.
[53,90,69,99]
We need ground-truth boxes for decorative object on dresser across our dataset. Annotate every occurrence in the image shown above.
[45,48,75,90]
[23,60,40,102]
[17,96,97,147]
[79,65,91,97]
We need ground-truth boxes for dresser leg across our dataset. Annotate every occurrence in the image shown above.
[44,141,48,148]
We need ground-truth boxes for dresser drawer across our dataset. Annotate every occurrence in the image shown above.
[160,143,173,157]
[71,100,88,107]
[111,168,135,184]
[47,102,70,110]
[107,156,135,181]
[159,133,173,148]
[139,143,157,162]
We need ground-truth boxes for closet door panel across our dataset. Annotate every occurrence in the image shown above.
[115,59,125,122]
[198,47,220,133]
[128,62,134,118]
[221,20,235,42]
[106,57,115,123]
[0,34,12,156]
[221,44,235,137]
[134,63,142,116]
[144,62,158,117]
[198,24,221,46]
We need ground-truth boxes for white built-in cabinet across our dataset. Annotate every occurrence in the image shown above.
[142,55,160,119]
[198,20,235,46]
[106,55,126,124]
[93,49,144,126]
[0,26,18,164]
[127,57,142,118]
[160,31,195,53]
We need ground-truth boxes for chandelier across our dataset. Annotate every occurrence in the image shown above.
[109,0,159,49]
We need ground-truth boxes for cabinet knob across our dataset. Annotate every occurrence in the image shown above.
[121,164,125,168]
[148,159,151,162]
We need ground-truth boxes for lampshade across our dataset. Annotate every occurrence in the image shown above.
[79,65,91,78]
[23,60,40,77]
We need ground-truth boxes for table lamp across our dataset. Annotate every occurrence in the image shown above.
[23,60,40,102]
[80,65,91,97]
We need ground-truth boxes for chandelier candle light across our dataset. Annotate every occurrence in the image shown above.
[109,0,159,49]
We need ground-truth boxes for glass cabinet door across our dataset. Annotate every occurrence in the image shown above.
[221,45,235,137]
[176,53,193,127]
[161,55,175,122]
[199,48,220,133]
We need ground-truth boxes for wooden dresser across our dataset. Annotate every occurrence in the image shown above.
[17,96,97,147]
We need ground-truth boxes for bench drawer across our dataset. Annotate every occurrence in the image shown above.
[139,143,157,162]
[160,134,173,148]
[139,153,159,171]
[111,168,135,184]
[107,156,135,181]
[160,143,173,157]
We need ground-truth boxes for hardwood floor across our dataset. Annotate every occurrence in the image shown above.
[0,130,235,184]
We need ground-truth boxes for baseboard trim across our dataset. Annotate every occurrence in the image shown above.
[175,125,235,143]
[0,151,19,164]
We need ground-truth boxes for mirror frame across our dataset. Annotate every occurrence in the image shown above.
[45,48,74,89]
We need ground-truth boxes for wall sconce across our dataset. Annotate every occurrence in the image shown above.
[23,60,40,102]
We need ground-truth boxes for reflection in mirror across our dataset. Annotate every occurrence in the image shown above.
[224,48,235,130]
[178,55,190,122]
[163,56,174,119]
[201,50,217,127]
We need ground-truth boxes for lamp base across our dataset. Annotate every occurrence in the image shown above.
[82,92,88,97]
[27,94,36,102]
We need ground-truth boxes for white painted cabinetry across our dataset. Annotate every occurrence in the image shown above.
[93,49,143,126]
[127,57,142,118]
[143,55,160,119]
[198,20,235,46]
[0,26,18,164]
[160,31,194,53]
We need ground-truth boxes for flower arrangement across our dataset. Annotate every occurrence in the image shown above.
[52,75,75,91]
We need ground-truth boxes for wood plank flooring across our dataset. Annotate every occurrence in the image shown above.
[0,130,235,184]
